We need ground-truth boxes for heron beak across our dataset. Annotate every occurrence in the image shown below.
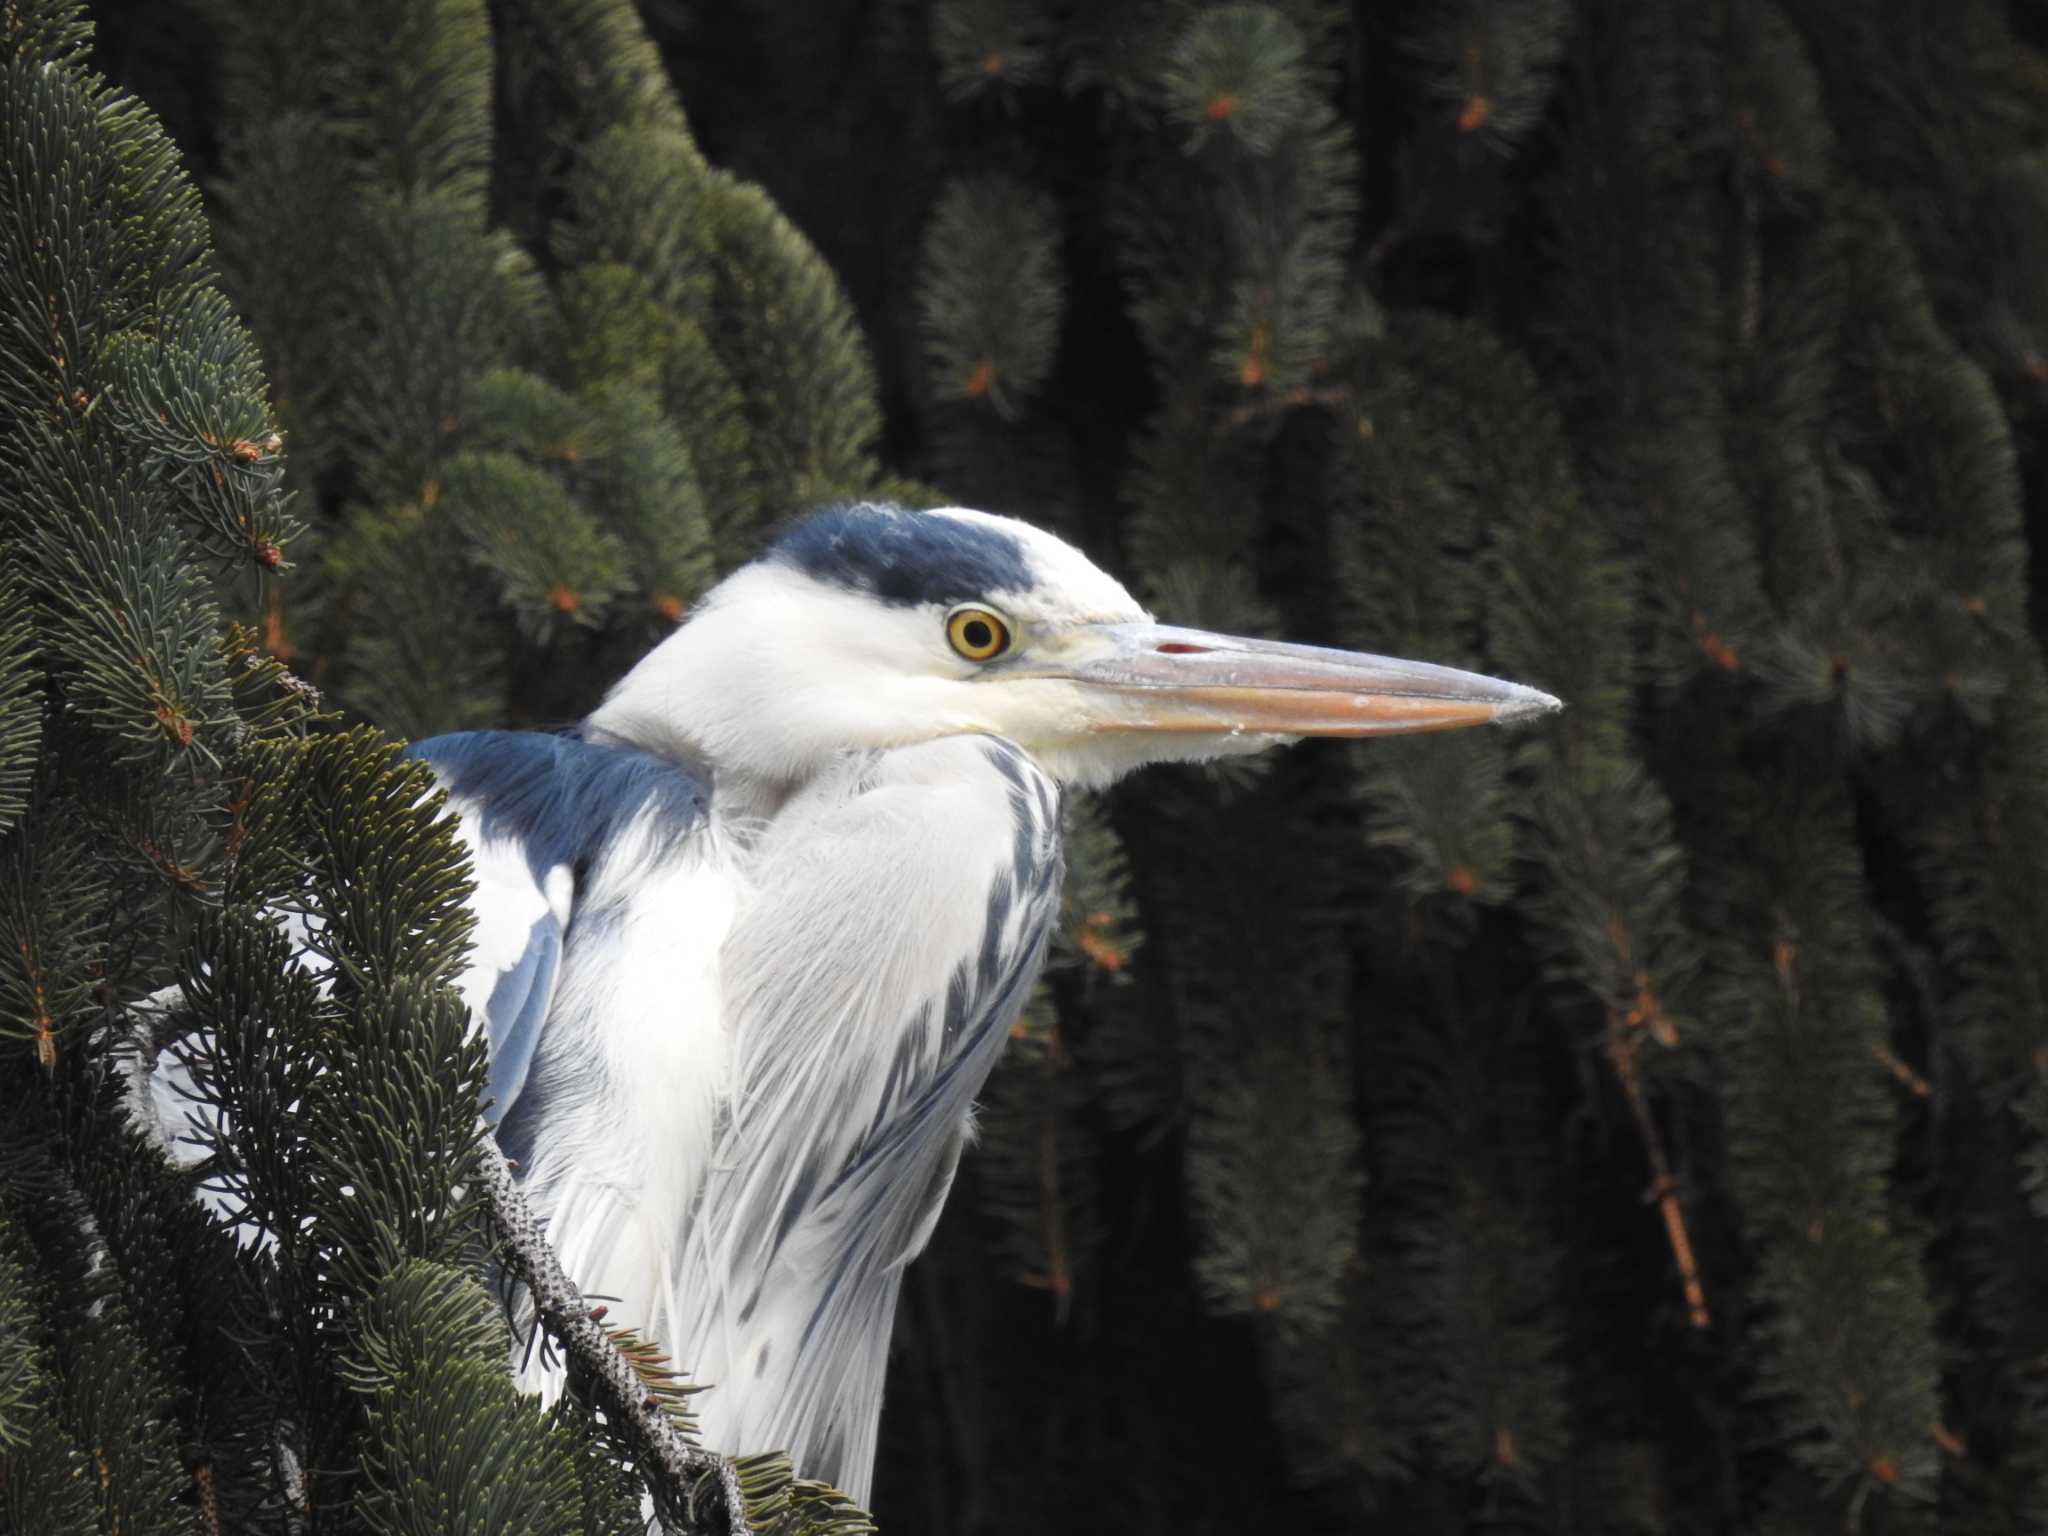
[1010,622,1561,739]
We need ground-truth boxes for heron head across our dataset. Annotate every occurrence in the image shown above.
[586,502,1560,788]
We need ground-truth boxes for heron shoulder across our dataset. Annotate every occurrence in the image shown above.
[407,730,709,882]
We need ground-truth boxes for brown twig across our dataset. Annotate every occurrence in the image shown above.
[1604,1032,1711,1329]
[476,1137,751,1536]
[193,1461,220,1536]
[1873,1042,1933,1099]
[1220,382,1356,432]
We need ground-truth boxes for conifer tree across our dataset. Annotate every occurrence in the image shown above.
[1,3,868,1530]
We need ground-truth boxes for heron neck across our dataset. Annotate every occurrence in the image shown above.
[577,715,795,833]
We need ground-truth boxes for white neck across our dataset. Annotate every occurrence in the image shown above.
[581,564,980,809]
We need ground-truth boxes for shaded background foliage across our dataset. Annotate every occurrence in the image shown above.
[8,0,2048,1530]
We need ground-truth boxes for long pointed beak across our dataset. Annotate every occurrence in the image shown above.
[1002,622,1561,738]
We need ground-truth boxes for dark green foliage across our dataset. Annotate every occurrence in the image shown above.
[442,445,631,634]
[1130,9,1356,399]
[1693,768,1940,1498]
[1332,318,1513,903]
[702,175,884,511]
[918,176,1063,419]
[0,3,701,1528]
[1188,1040,1362,1341]
[1162,5,1321,156]
[970,794,1135,1304]
[729,1449,877,1536]
[0,791,101,1065]
[1,0,288,1084]
[933,0,1052,99]
[1404,0,1569,151]
[1372,1015,1570,1495]
[668,0,2040,1527]
[0,569,38,835]
[0,1174,198,1536]
[970,995,1101,1308]
[208,0,717,736]
[46,1284,196,1535]
[344,1261,587,1535]
[0,1201,103,1536]
[515,0,884,545]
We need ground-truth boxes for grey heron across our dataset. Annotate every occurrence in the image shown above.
[140,500,1558,1504]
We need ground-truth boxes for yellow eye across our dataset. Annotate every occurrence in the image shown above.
[946,606,1011,662]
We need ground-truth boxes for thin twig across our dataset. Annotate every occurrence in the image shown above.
[476,1137,751,1536]
[1872,1041,1933,1099]
[193,1461,220,1536]
[1604,1033,1712,1329]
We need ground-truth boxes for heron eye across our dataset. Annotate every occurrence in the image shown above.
[946,606,1011,662]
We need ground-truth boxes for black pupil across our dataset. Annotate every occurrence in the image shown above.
[963,619,994,651]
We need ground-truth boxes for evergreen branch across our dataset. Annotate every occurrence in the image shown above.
[0,564,40,837]
[475,1135,749,1536]
[919,174,1064,420]
[344,1261,595,1534]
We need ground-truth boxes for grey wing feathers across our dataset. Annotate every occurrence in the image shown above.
[477,910,562,1126]
[682,736,1063,1498]
[404,730,708,1134]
